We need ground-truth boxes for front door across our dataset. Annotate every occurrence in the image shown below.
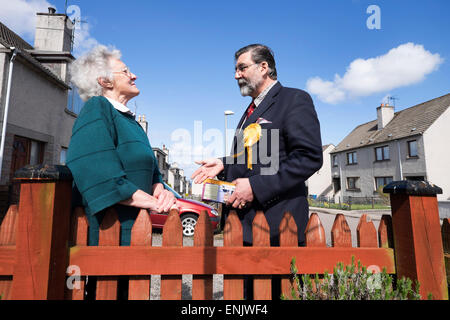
[9,136,44,202]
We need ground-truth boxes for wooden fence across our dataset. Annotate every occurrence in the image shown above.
[0,165,448,300]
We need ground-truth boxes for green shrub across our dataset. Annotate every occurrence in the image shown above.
[284,256,422,300]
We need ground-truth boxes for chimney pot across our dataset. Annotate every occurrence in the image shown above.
[48,7,56,14]
[377,103,395,130]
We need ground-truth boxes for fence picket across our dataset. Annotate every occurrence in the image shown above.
[192,210,213,300]
[305,213,327,294]
[442,218,449,287]
[96,208,120,300]
[279,211,298,299]
[331,214,352,247]
[442,218,450,253]
[223,211,243,300]
[378,215,394,248]
[0,205,18,245]
[253,211,271,300]
[128,209,152,300]
[66,207,88,300]
[357,214,378,247]
[11,179,72,300]
[305,213,326,247]
[161,209,183,300]
[0,205,18,300]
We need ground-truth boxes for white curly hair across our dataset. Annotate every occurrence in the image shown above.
[69,45,122,101]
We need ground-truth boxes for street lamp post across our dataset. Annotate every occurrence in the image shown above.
[224,110,234,156]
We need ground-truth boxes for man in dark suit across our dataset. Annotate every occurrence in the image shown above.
[191,44,323,297]
[192,43,322,243]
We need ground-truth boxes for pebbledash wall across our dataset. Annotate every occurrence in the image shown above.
[0,10,76,188]
[423,106,450,218]
[0,55,74,184]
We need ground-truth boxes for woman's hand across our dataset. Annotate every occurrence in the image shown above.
[120,189,164,213]
[152,183,178,212]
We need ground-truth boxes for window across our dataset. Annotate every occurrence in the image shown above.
[346,151,357,165]
[67,83,84,115]
[375,145,390,161]
[60,147,68,165]
[407,140,418,157]
[347,177,359,190]
[375,177,393,190]
[332,155,338,167]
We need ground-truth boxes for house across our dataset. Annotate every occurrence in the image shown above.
[152,145,191,196]
[307,144,335,199]
[168,163,183,193]
[0,8,76,215]
[153,145,170,183]
[330,93,450,214]
[141,117,190,195]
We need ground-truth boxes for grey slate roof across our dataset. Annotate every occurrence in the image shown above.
[331,93,450,154]
[0,20,69,89]
[0,21,33,50]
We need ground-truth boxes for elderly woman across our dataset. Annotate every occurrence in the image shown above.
[67,45,176,247]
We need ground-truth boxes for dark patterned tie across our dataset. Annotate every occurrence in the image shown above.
[246,101,255,118]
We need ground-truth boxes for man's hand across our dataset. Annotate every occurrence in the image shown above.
[153,183,177,212]
[226,178,254,209]
[191,158,224,184]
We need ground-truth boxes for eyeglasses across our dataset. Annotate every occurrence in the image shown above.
[113,66,133,78]
[235,63,259,74]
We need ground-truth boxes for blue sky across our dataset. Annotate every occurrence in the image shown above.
[3,0,450,177]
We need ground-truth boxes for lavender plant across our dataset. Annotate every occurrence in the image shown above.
[285,256,422,300]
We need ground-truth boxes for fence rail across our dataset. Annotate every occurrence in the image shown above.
[0,165,448,300]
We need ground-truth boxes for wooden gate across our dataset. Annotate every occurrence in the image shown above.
[0,165,448,300]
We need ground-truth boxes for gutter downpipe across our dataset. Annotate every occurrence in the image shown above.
[0,47,18,182]
[339,164,344,204]
[396,140,403,180]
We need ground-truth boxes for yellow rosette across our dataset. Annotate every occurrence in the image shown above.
[243,123,261,170]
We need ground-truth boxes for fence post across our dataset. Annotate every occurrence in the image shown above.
[384,180,448,300]
[10,165,72,300]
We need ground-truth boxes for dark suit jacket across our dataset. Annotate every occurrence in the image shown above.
[220,82,323,244]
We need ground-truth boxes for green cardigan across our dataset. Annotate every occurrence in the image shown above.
[67,96,163,216]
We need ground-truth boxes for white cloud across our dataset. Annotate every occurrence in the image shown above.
[306,43,444,104]
[0,0,99,56]
[72,22,99,57]
[0,0,52,39]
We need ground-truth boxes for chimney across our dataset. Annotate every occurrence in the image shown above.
[32,8,75,83]
[162,144,169,163]
[377,103,395,130]
[138,114,148,134]
[34,9,74,52]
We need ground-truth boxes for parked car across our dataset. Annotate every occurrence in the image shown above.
[149,183,220,237]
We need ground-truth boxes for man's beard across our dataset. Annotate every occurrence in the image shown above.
[238,77,262,97]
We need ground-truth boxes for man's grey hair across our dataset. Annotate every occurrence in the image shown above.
[69,45,121,101]
[235,44,277,80]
